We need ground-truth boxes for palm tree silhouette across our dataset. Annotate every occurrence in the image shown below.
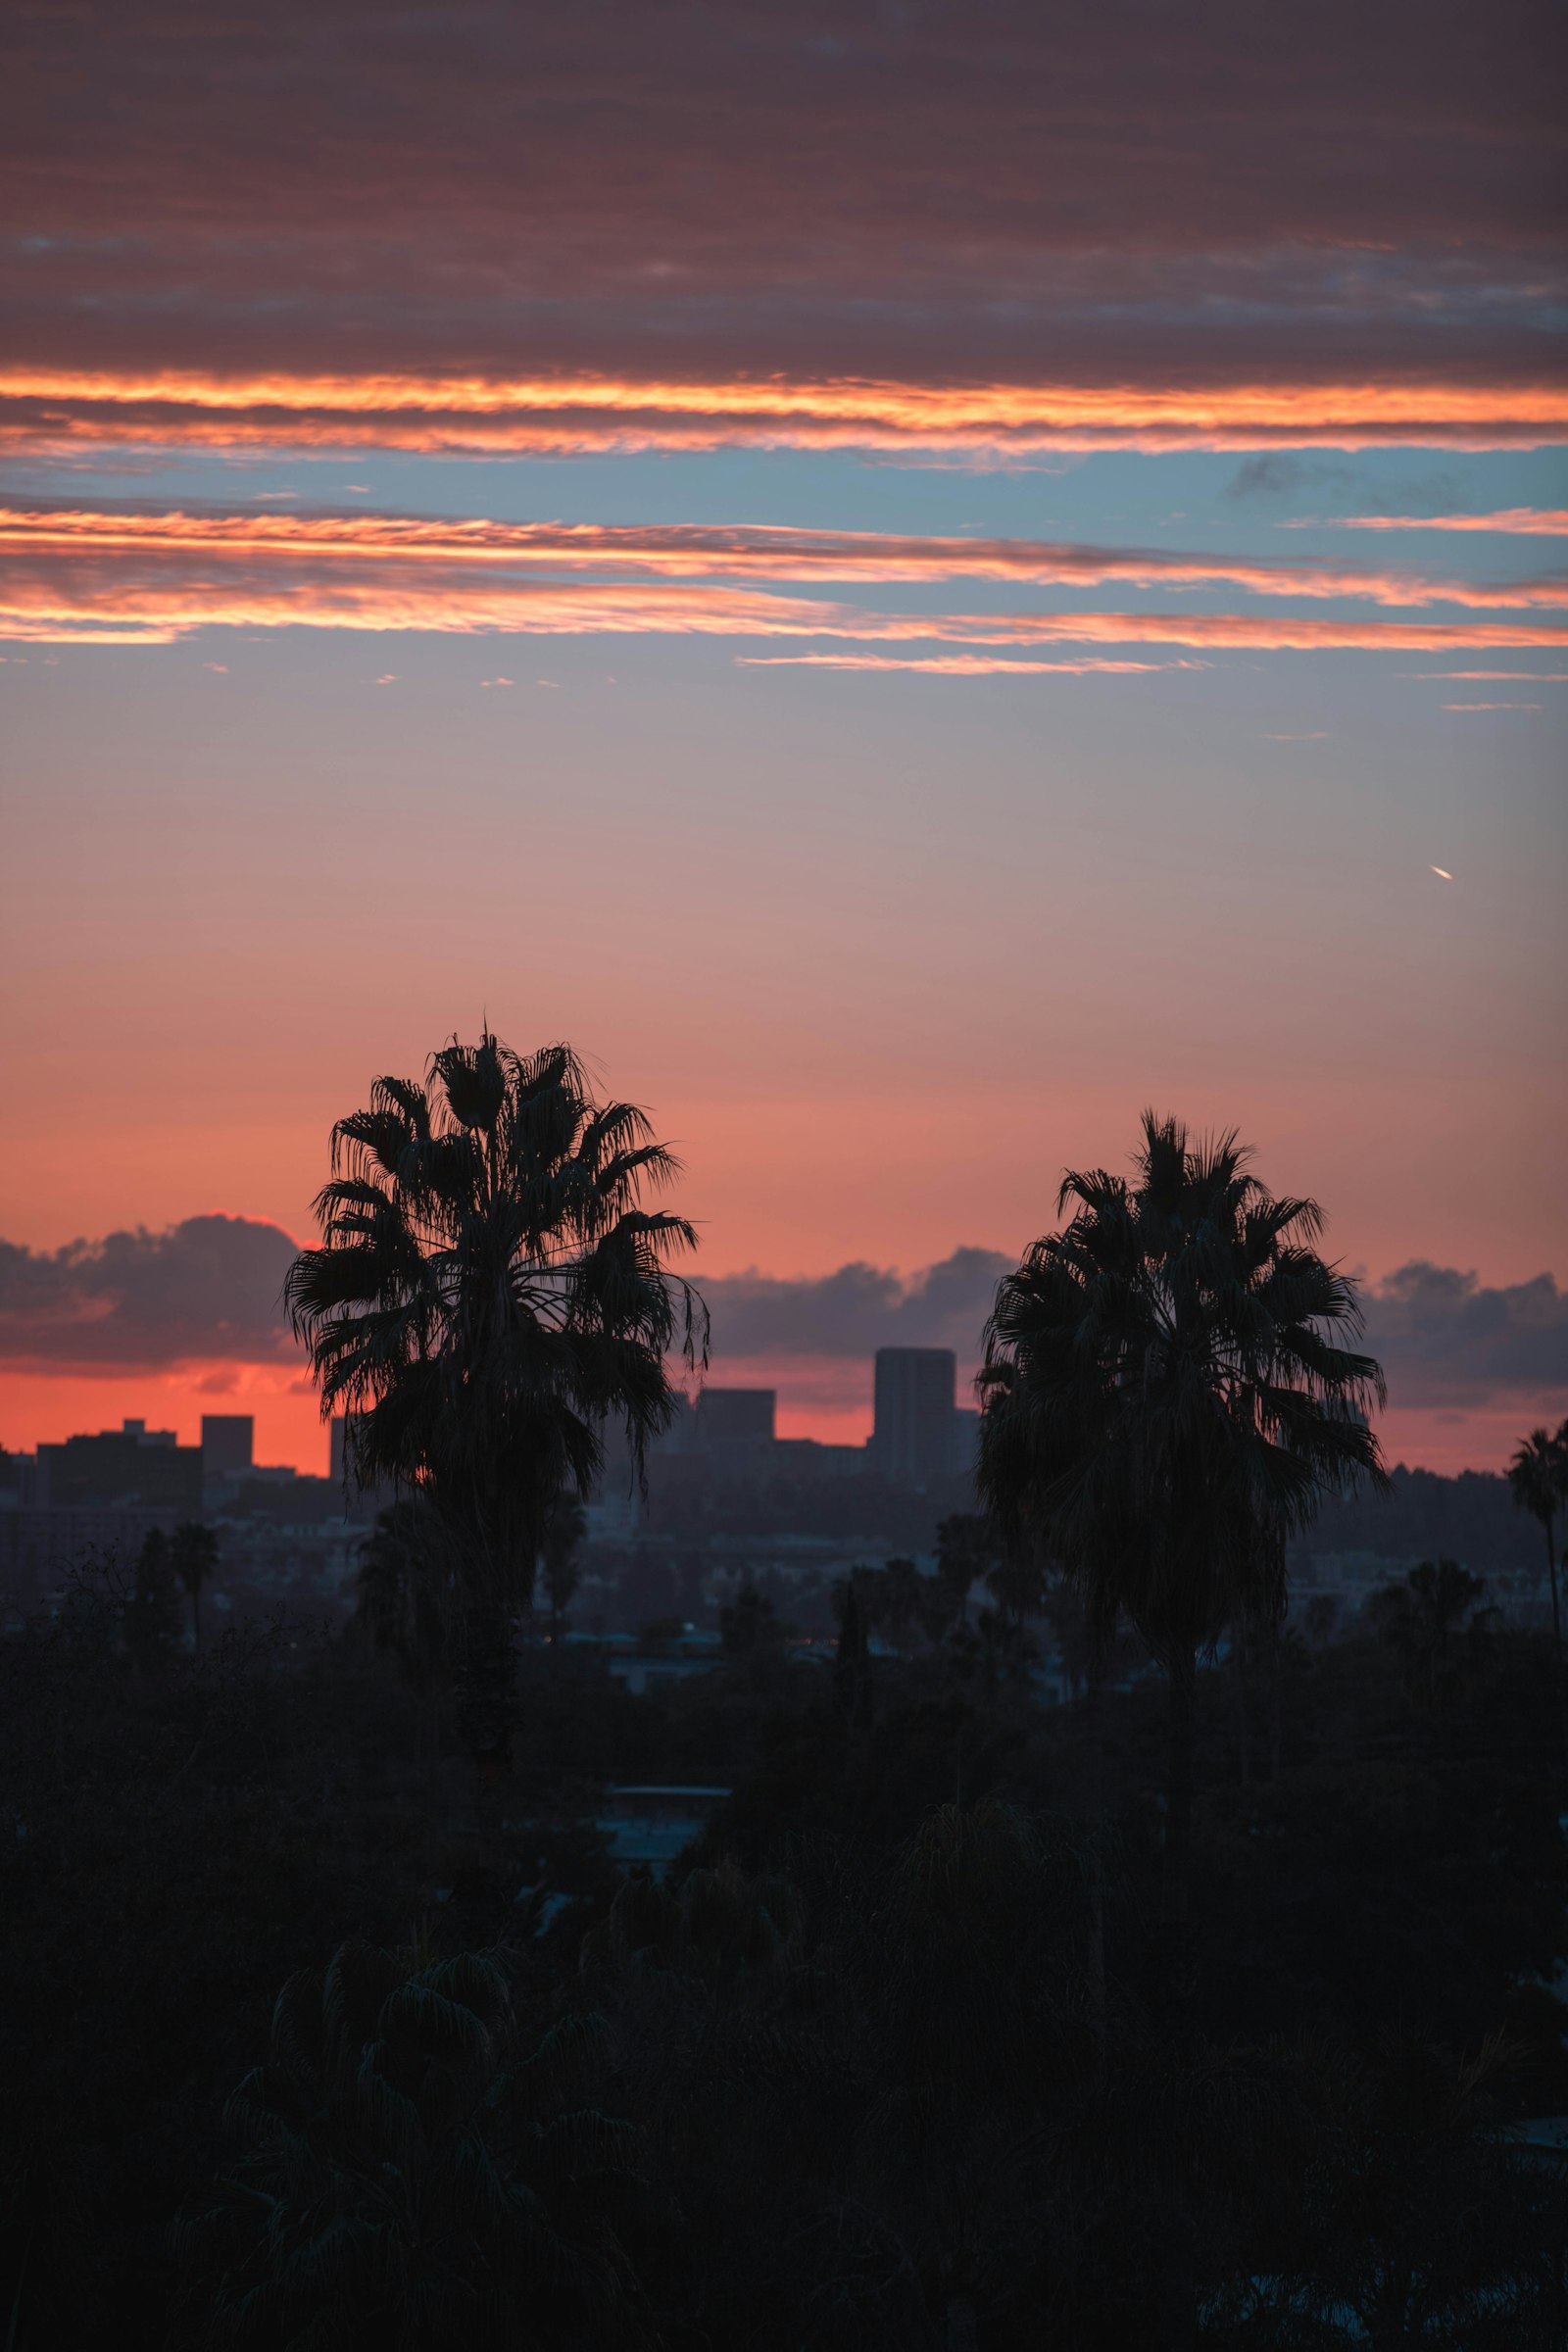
[978,1112,1385,1973]
[1369,1557,1490,1711]
[1507,1422,1568,1781]
[170,1519,220,1651]
[286,1029,705,1796]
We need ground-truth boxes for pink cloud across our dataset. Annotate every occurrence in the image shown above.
[1289,509,1568,534]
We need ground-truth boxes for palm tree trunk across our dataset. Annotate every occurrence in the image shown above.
[1545,1513,1567,1791]
[190,1579,202,1653]
[1085,1665,1108,2059]
[1231,1631,1250,1787]
[1161,1645,1197,2001]
[456,1602,515,1861]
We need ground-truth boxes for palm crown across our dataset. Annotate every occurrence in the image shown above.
[1507,1425,1567,1543]
[285,1031,706,1610]
[979,1112,1387,1667]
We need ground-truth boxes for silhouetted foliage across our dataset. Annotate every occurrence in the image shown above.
[542,1492,587,1644]
[1509,1420,1568,1781]
[5,1444,1567,2344]
[980,1112,1386,1964]
[1369,1556,1494,1709]
[284,1030,705,1786]
[177,1943,652,2348]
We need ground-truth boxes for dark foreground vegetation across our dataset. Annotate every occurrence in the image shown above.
[2,1551,1565,2349]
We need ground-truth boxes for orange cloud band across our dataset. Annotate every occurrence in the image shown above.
[3,369,1566,454]
[2,506,1562,612]
[6,555,1567,655]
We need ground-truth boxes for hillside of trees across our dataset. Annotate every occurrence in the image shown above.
[1,1542,1564,2348]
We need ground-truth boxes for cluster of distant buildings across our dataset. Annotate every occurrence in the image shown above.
[591,1348,978,1536]
[0,1410,369,1621]
[673,1347,976,1484]
[0,1348,976,1621]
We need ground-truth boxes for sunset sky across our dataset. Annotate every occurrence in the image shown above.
[2,1,1564,1475]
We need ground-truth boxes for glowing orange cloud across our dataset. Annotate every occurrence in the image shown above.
[1289,508,1568,534]
[6,553,1567,658]
[3,369,1565,455]
[2,506,1563,612]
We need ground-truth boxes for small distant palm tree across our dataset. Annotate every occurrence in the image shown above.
[285,1029,705,1791]
[979,1112,1385,1956]
[1507,1422,1568,1778]
[1370,1558,1490,1711]
[170,1520,220,1650]
[125,1528,184,1674]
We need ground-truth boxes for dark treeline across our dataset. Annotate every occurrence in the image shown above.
[2,1544,1565,2347]
[1298,1464,1548,1578]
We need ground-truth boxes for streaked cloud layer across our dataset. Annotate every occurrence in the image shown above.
[6,506,1562,606]
[5,373,1564,460]
[3,503,1563,650]
[4,2,1562,452]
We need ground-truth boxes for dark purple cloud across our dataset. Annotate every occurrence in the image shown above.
[1361,1262,1568,1406]
[2,1,1561,398]
[698,1249,1014,1363]
[4,1217,1561,1425]
[701,1250,1568,1419]
[0,1215,300,1369]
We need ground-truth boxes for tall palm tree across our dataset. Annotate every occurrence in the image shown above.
[1507,1423,1568,1781]
[285,1029,705,1787]
[979,1112,1385,1959]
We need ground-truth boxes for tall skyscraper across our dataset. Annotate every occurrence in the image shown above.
[200,1414,254,1477]
[871,1348,957,1491]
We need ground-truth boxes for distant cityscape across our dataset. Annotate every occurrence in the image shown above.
[0,1349,979,1623]
[1,1343,1554,1647]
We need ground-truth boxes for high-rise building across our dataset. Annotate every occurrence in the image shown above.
[200,1414,254,1477]
[695,1389,776,1447]
[871,1348,956,1491]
